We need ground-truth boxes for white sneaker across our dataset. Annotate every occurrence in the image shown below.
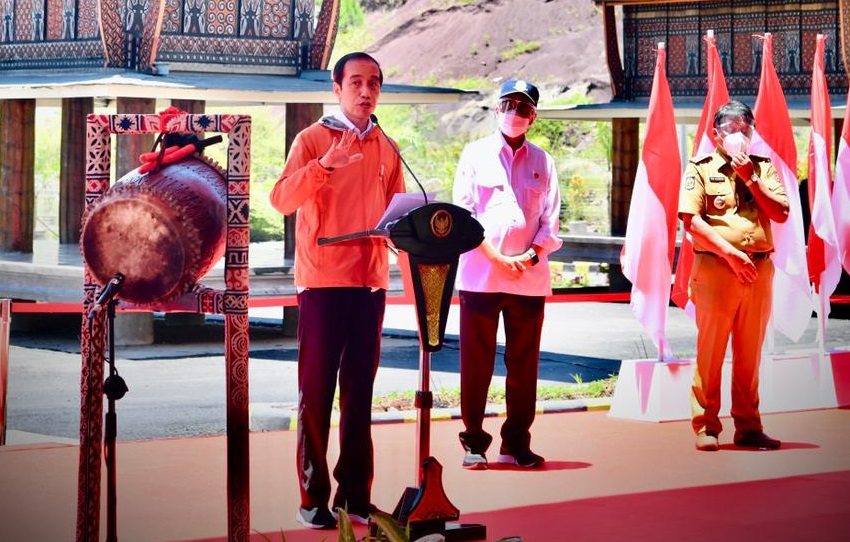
[294,508,336,529]
[332,508,370,525]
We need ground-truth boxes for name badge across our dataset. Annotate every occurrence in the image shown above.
[709,176,725,183]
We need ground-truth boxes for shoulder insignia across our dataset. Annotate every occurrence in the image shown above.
[685,176,696,190]
[690,151,713,164]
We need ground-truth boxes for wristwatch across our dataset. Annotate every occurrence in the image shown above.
[745,174,758,187]
[526,249,539,266]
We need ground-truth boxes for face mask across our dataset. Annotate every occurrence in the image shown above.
[499,112,531,138]
[722,131,751,156]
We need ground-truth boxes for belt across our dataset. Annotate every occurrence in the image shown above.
[695,250,771,260]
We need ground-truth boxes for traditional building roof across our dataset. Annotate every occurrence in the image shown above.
[548,0,850,121]
[0,0,468,105]
[0,68,470,105]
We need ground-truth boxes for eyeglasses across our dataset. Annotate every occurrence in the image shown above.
[717,121,754,137]
[498,98,536,118]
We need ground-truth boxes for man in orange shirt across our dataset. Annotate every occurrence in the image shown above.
[270,52,405,529]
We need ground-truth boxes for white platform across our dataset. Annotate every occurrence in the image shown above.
[609,350,850,422]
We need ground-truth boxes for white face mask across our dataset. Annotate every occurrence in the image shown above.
[498,112,531,138]
[722,132,751,156]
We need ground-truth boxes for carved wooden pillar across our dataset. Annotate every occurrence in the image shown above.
[602,2,626,99]
[116,97,156,177]
[282,103,323,336]
[60,98,93,244]
[609,117,640,291]
[0,99,36,253]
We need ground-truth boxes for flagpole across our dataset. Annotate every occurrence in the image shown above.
[815,289,827,352]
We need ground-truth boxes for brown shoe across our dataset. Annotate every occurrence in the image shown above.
[696,431,719,451]
[734,431,781,450]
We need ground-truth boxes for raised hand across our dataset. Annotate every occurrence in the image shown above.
[730,153,754,184]
[319,129,364,169]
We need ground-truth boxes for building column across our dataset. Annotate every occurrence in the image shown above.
[60,98,93,245]
[0,99,36,253]
[171,99,205,114]
[112,97,157,344]
[165,99,208,328]
[116,97,156,177]
[609,117,640,291]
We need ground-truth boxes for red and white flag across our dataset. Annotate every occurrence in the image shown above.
[807,34,842,322]
[671,31,729,315]
[834,91,850,275]
[620,42,681,360]
[750,33,812,342]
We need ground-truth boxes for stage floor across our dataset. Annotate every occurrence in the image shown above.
[1,407,849,542]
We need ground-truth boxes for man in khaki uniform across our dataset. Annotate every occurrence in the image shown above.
[678,101,789,451]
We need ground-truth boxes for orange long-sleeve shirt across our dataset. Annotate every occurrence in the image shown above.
[270,116,405,289]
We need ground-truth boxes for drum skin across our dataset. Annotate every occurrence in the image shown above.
[81,155,228,305]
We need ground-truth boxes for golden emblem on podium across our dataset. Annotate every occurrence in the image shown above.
[429,209,452,238]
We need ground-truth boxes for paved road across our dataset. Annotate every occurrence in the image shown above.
[5,301,850,443]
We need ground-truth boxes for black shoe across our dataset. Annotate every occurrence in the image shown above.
[734,431,781,450]
[497,449,545,468]
[295,507,337,529]
[462,450,488,470]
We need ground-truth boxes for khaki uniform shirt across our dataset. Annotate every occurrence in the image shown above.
[678,151,786,254]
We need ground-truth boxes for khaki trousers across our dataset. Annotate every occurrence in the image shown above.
[689,253,774,436]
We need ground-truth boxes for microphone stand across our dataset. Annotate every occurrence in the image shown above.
[102,297,128,542]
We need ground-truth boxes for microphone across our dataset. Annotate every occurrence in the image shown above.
[370,114,429,204]
[88,273,126,319]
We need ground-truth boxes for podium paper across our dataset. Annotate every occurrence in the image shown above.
[318,192,437,245]
[375,192,436,230]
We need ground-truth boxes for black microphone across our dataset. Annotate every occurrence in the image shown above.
[88,273,126,319]
[370,114,429,204]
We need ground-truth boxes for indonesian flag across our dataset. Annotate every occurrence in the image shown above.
[750,33,812,342]
[834,90,850,275]
[671,31,729,314]
[620,43,681,360]
[807,34,842,319]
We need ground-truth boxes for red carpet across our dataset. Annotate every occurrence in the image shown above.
[2,409,850,542]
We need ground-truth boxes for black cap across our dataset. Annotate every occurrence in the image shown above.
[499,79,539,106]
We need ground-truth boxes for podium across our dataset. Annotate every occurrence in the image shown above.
[320,201,486,541]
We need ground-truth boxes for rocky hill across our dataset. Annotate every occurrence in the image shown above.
[358,0,612,104]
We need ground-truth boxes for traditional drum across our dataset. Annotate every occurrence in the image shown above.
[81,155,228,305]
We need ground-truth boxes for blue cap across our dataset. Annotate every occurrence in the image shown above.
[499,79,539,106]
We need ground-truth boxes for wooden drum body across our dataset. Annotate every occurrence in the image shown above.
[81,156,228,305]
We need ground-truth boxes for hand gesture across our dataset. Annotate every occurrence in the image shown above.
[730,153,755,185]
[494,252,532,277]
[725,250,758,284]
[319,130,364,169]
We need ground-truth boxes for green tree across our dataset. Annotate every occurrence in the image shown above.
[339,0,365,31]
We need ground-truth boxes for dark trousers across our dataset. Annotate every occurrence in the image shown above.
[458,290,545,455]
[295,287,385,514]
